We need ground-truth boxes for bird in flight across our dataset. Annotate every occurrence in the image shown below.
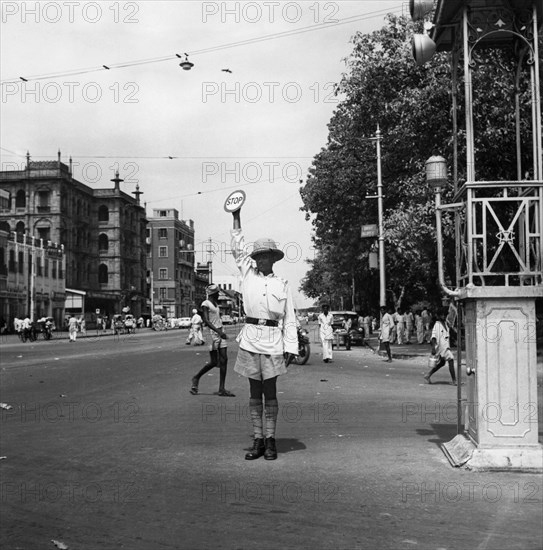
[221,69,232,73]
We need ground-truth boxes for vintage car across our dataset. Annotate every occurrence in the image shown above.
[178,317,192,329]
[330,311,365,346]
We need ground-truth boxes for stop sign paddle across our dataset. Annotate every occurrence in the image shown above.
[224,190,246,213]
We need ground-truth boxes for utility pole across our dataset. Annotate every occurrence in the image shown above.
[206,237,214,283]
[375,125,386,307]
[366,126,386,307]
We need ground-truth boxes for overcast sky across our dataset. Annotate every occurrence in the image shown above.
[1,0,406,308]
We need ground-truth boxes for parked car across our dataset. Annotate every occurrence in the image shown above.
[178,317,192,329]
[221,315,234,325]
[330,311,366,346]
[330,311,358,331]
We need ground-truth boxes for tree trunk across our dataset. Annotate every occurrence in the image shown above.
[392,285,406,311]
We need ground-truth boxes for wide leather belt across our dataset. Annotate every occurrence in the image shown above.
[245,317,279,327]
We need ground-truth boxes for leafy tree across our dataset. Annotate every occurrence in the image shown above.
[299,13,539,311]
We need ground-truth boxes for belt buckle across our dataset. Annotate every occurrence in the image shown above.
[257,319,266,326]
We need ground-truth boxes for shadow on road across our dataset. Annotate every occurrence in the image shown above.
[242,438,307,454]
[416,424,457,447]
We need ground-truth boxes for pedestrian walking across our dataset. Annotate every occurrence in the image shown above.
[404,307,414,344]
[186,308,204,346]
[421,307,431,343]
[389,310,398,344]
[415,310,424,344]
[14,317,22,338]
[363,313,371,339]
[424,307,457,385]
[318,304,334,363]
[379,306,393,362]
[189,285,235,397]
[230,208,298,461]
[395,309,405,345]
[68,316,78,342]
[342,315,352,350]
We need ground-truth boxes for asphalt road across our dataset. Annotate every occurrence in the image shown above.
[0,326,542,550]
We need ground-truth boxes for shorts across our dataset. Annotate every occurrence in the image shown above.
[438,349,454,362]
[234,348,287,380]
[210,330,227,351]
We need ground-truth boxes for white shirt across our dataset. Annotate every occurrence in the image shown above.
[231,229,298,355]
[431,320,450,356]
[190,313,203,328]
[318,312,334,341]
[380,313,393,342]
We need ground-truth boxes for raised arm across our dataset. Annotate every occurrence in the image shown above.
[230,211,253,277]
[232,210,241,231]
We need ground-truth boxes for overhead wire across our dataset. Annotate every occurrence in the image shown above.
[1,6,403,83]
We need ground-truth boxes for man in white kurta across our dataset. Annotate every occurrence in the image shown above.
[318,305,334,362]
[231,217,298,461]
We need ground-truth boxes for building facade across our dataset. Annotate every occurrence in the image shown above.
[0,153,147,323]
[0,230,65,329]
[147,209,195,318]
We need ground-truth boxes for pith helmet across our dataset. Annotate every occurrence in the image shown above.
[250,238,284,261]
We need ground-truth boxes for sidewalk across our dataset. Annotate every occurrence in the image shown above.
[330,333,433,360]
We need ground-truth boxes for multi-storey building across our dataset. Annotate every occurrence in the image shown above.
[0,229,65,328]
[147,208,195,318]
[0,153,147,322]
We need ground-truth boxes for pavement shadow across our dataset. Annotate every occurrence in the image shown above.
[416,424,457,448]
[243,438,306,454]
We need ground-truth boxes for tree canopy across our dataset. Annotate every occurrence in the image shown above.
[299,14,539,312]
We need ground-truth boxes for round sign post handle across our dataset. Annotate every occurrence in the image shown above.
[224,189,246,213]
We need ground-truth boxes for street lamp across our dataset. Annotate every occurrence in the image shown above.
[426,154,460,299]
[178,53,194,71]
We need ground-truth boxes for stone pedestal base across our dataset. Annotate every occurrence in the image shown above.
[442,434,543,472]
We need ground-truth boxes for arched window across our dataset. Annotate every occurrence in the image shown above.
[98,263,108,284]
[15,190,26,208]
[15,221,25,234]
[98,233,109,251]
[0,221,10,233]
[98,205,109,222]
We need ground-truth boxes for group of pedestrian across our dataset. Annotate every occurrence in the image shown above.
[313,301,456,385]
[13,316,35,341]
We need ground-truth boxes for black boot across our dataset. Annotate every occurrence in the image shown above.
[245,438,265,460]
[264,437,277,460]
